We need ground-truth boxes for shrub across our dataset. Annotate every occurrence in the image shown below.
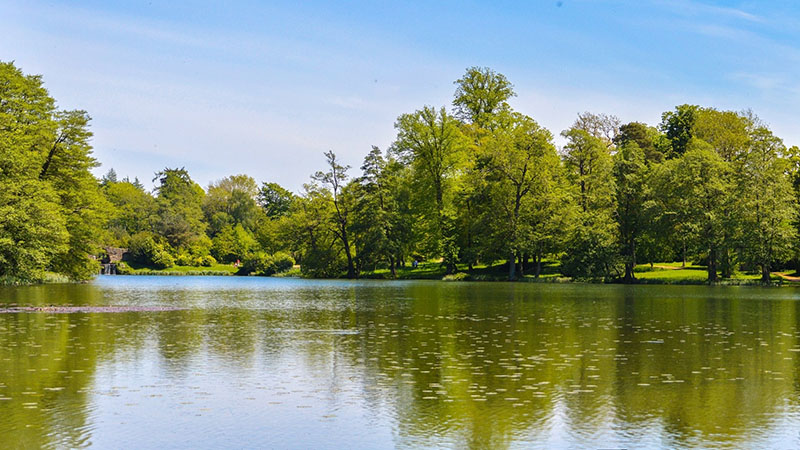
[128,232,159,265]
[197,255,216,267]
[212,224,257,263]
[151,249,175,269]
[300,247,342,278]
[116,262,134,275]
[239,252,275,276]
[175,253,194,266]
[560,226,622,280]
[127,231,176,269]
[272,251,295,273]
[443,272,471,281]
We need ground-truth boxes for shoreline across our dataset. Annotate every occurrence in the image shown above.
[101,271,800,287]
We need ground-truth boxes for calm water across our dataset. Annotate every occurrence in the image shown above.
[2,277,800,449]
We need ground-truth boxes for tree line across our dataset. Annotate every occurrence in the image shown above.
[2,62,798,283]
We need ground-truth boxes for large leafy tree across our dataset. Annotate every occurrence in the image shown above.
[656,143,731,281]
[203,174,260,236]
[257,182,294,219]
[613,143,650,282]
[40,110,110,280]
[693,108,751,277]
[349,147,414,277]
[479,112,561,279]
[660,104,699,159]
[393,106,467,273]
[152,167,206,249]
[738,127,797,282]
[452,66,515,129]
[103,178,156,242]
[560,126,619,279]
[0,61,107,281]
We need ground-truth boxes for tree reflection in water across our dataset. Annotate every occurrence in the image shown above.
[1,278,799,448]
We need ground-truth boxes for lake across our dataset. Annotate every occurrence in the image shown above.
[2,276,800,449]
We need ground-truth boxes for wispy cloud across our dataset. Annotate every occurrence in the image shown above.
[729,72,800,97]
[652,0,764,23]
[5,0,800,186]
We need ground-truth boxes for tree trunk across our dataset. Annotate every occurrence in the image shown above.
[535,254,542,279]
[342,233,355,279]
[508,251,516,281]
[624,263,634,283]
[720,247,732,279]
[390,256,396,279]
[707,249,718,282]
[761,264,771,284]
[623,239,636,284]
[345,253,355,278]
[682,238,686,268]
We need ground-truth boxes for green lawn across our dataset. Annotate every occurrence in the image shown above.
[115,259,799,285]
[360,259,564,281]
[118,262,239,275]
[634,266,709,281]
[632,263,795,284]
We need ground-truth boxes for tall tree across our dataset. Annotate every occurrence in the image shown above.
[204,174,260,236]
[480,112,560,280]
[350,147,390,274]
[657,143,731,281]
[0,61,107,281]
[613,143,650,282]
[452,66,515,129]
[660,104,699,159]
[614,122,664,163]
[312,151,356,278]
[257,182,294,218]
[152,167,206,249]
[693,108,751,277]
[40,110,110,280]
[393,106,467,273]
[560,126,619,279]
[738,127,797,282]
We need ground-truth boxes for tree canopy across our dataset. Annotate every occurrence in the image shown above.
[3,62,798,284]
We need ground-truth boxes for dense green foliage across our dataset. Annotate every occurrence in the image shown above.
[2,62,798,283]
[274,68,798,283]
[0,62,107,282]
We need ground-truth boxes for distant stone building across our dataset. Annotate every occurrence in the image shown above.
[102,247,129,264]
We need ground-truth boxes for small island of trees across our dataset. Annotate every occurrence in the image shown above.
[1,61,798,284]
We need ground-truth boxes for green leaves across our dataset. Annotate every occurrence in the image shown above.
[0,62,105,282]
[453,66,516,128]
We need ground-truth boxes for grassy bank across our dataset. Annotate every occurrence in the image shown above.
[107,260,800,286]
[359,261,800,286]
[0,272,73,285]
[631,263,798,285]
[116,262,239,276]
[360,260,566,281]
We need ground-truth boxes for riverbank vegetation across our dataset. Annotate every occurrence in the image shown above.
[2,62,799,284]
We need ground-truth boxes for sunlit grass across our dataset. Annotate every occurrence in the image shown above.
[120,263,238,276]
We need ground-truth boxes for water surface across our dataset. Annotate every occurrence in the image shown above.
[2,276,800,448]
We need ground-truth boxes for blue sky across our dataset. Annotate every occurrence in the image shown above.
[3,0,800,191]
